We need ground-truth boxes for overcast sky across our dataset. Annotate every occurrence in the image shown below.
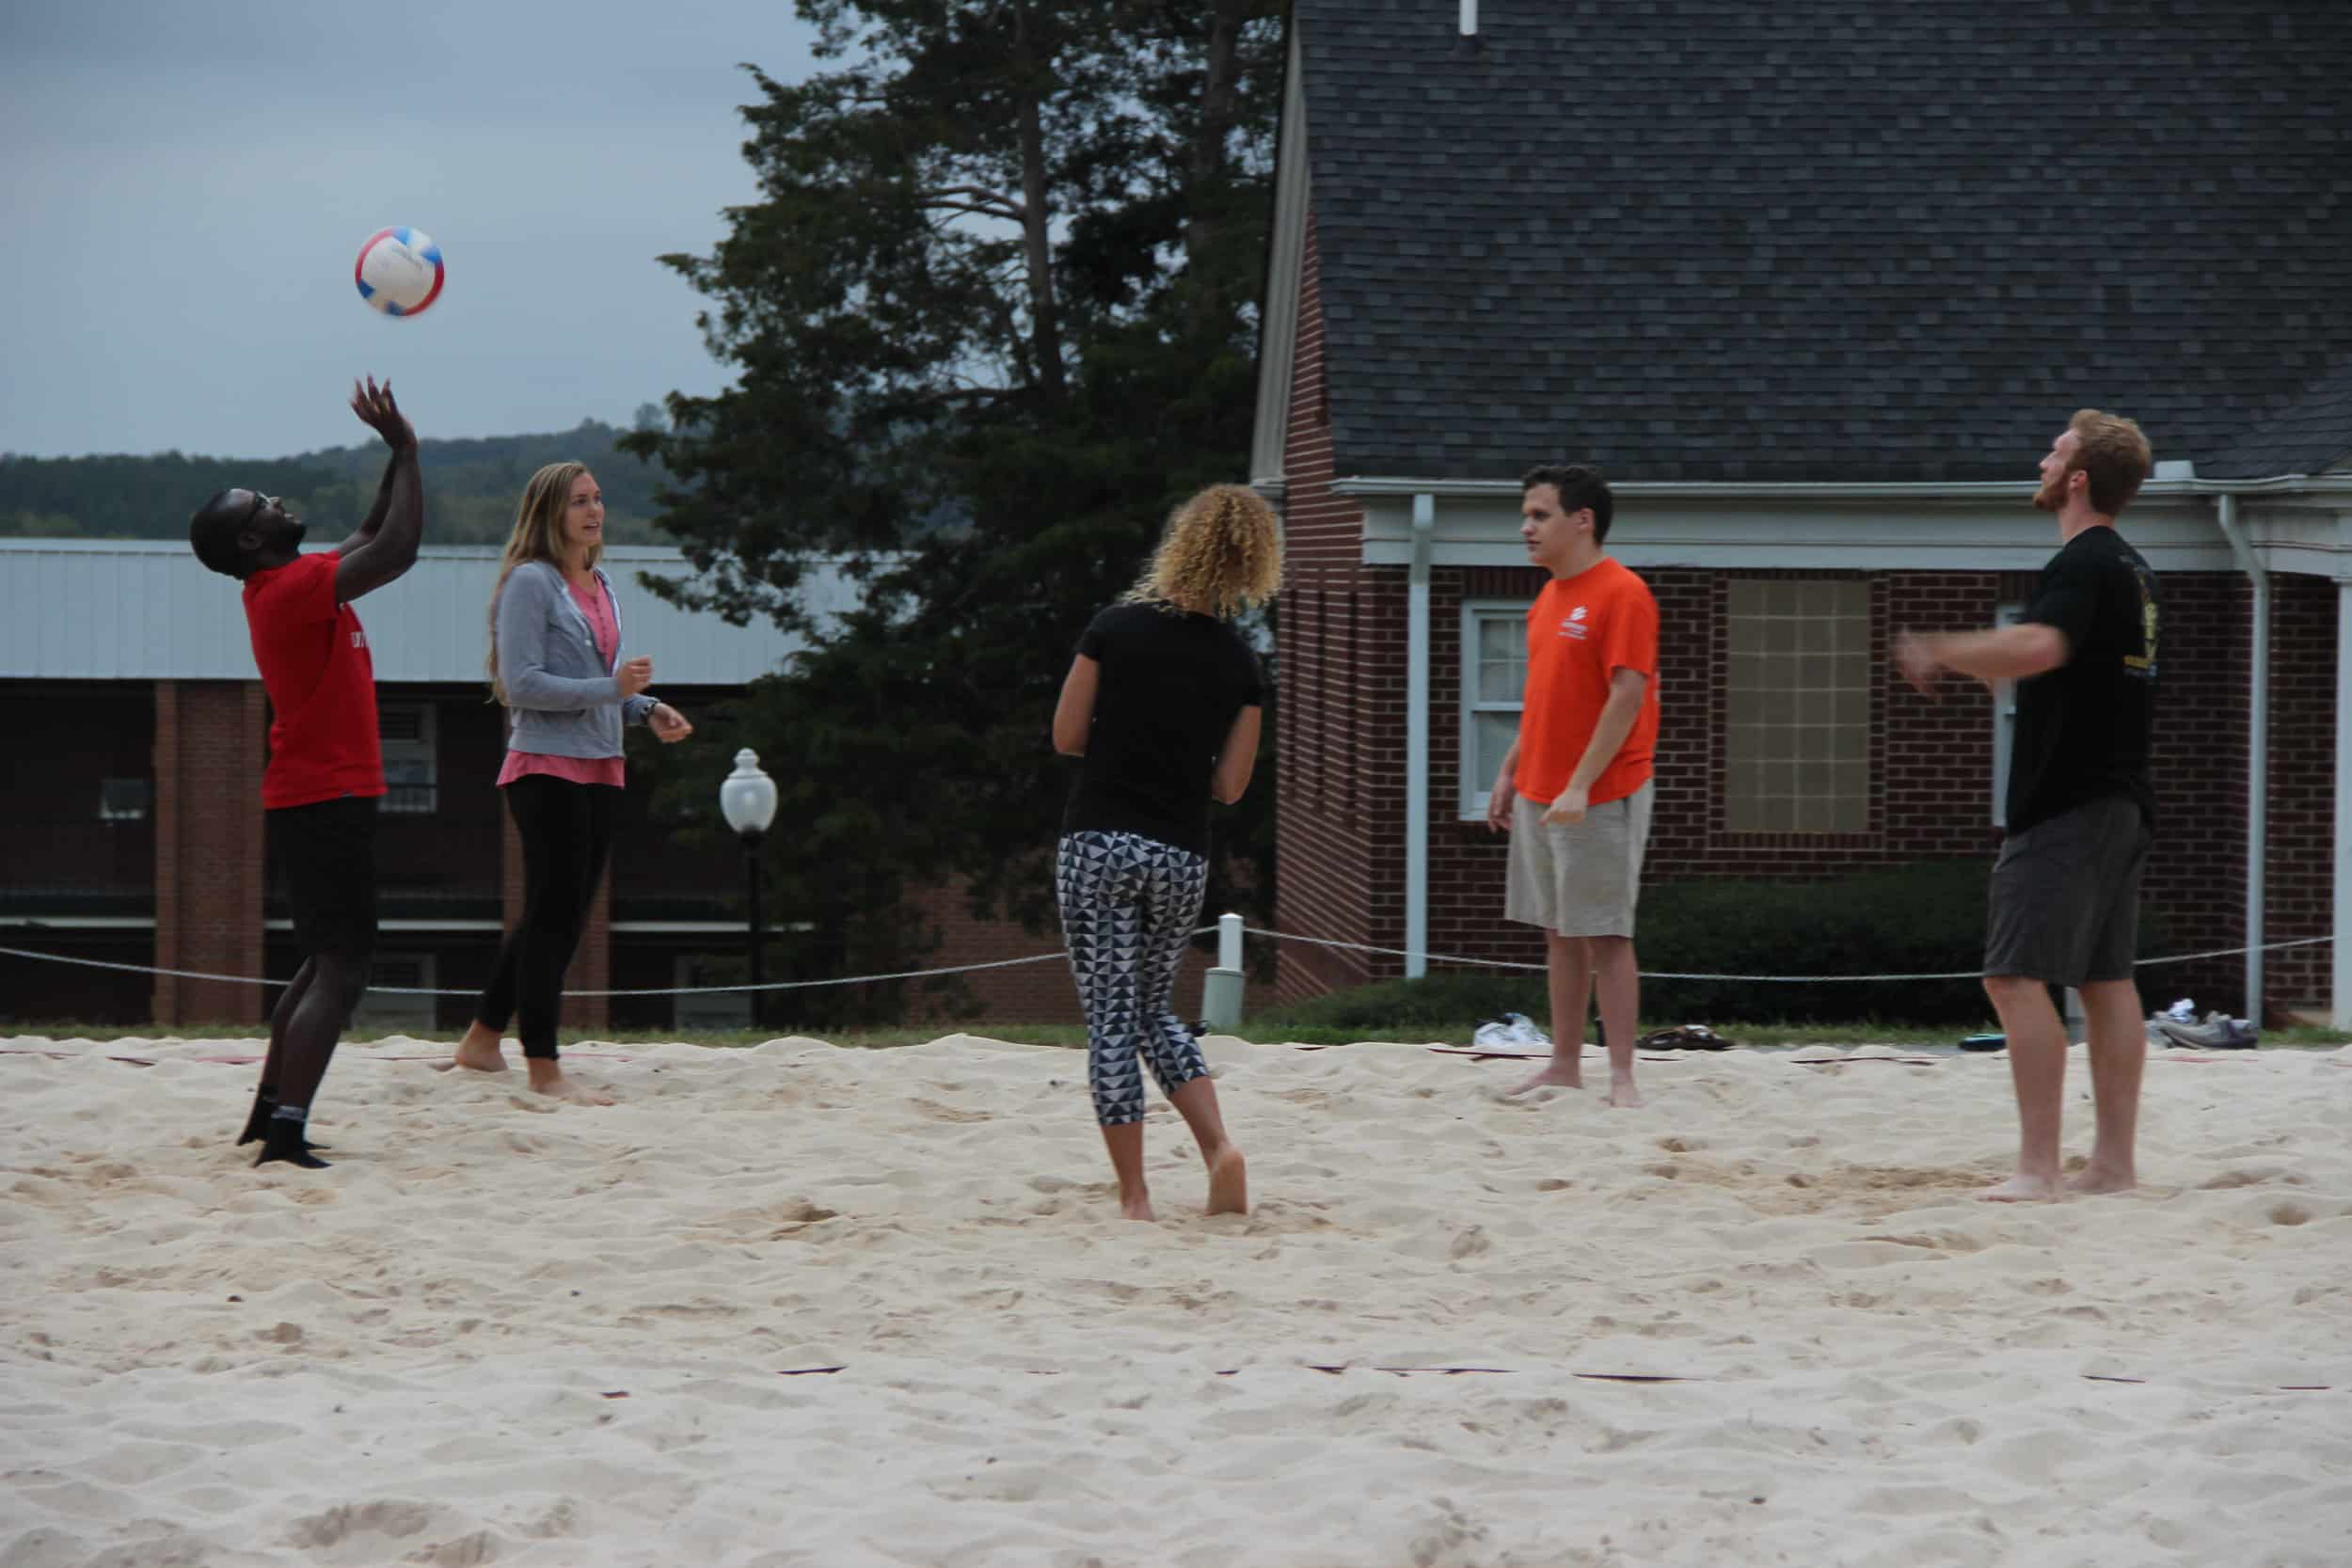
[1,1,824,458]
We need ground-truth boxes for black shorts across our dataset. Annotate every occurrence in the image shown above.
[269,795,379,958]
[1984,796,2151,987]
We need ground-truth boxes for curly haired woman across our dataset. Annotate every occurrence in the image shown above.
[1050,483,1280,1220]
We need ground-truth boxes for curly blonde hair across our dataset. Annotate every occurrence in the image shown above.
[1125,483,1282,619]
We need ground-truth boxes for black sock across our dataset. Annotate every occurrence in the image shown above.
[237,1084,278,1145]
[255,1104,330,1170]
[238,1087,326,1151]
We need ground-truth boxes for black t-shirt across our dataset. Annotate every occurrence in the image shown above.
[1062,601,1264,856]
[2007,526,2159,836]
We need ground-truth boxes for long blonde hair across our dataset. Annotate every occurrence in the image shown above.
[1124,483,1282,619]
[485,462,600,705]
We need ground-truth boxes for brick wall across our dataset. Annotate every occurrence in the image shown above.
[152,679,266,1025]
[1272,211,1400,1003]
[2262,575,2337,1011]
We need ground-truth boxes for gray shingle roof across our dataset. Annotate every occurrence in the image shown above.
[1295,0,2352,483]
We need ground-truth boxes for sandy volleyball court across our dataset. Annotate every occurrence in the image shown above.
[2,1033,2347,1568]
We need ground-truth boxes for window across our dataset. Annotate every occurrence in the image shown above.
[350,954,436,1035]
[675,956,753,1030]
[380,702,437,814]
[1724,580,1871,833]
[1990,602,2024,826]
[98,777,151,821]
[1458,601,1529,816]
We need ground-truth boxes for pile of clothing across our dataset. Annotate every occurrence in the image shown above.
[2146,996,2259,1050]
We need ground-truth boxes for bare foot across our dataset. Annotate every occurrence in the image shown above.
[1607,1077,1645,1109]
[1120,1192,1156,1222]
[2065,1164,2137,1196]
[1507,1058,1583,1095]
[526,1062,615,1106]
[1979,1172,2063,1203]
[1205,1146,1248,1216]
[437,1023,510,1074]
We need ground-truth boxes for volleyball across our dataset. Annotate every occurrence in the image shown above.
[354,227,445,318]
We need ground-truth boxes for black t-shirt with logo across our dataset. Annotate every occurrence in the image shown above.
[2007,526,2159,836]
[1062,601,1264,857]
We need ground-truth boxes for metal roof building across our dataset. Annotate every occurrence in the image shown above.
[0,540,844,683]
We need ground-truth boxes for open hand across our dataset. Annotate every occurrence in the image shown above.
[649,703,693,743]
[348,375,414,451]
[1893,629,1944,697]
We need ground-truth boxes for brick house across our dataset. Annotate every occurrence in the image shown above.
[0,541,1128,1031]
[1251,1,2352,1022]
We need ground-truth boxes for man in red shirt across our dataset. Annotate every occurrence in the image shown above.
[1486,465,1661,1108]
[188,377,422,1168]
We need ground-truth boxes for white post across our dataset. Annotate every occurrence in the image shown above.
[1200,911,1247,1033]
[1405,494,1435,981]
[2334,580,2352,1028]
[1459,0,1479,36]
[2217,494,2268,1022]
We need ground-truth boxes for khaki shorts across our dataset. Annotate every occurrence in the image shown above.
[1505,782,1653,939]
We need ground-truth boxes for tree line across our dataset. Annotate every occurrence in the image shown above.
[1,412,676,546]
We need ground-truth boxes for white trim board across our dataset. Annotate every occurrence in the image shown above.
[1354,493,2352,576]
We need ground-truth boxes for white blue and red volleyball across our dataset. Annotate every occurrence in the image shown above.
[354,227,445,318]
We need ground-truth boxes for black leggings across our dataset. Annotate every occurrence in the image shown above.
[474,775,617,1059]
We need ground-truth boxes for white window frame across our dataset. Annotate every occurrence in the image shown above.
[1991,602,2024,827]
[1458,598,1533,820]
[379,701,437,815]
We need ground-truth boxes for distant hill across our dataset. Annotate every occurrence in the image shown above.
[0,420,676,546]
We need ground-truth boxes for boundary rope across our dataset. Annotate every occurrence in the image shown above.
[0,930,2330,997]
[1246,929,2334,983]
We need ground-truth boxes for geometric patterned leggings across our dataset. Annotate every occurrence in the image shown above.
[1055,829,1213,1126]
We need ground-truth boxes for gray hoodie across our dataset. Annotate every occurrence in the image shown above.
[495,561,656,758]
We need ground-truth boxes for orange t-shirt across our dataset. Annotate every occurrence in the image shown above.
[1512,556,1660,807]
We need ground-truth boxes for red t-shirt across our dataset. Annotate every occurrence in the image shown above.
[1513,556,1661,807]
[243,550,386,809]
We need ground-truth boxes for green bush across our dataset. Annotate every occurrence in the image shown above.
[1248,859,2171,1032]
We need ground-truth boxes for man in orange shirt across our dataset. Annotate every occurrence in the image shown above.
[1486,465,1661,1107]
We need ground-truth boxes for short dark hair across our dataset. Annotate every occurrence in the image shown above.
[2066,409,2153,516]
[189,488,251,578]
[1520,463,1613,543]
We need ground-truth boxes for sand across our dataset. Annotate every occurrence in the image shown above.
[1,1032,2347,1568]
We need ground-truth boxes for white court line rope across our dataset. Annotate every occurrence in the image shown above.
[1,930,2329,996]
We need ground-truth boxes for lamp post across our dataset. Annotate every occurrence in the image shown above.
[719,748,779,1028]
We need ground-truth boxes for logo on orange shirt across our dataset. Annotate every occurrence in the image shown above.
[1560,604,1589,641]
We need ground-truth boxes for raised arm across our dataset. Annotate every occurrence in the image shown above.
[334,377,423,603]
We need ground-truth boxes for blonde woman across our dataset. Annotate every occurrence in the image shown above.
[442,463,691,1102]
[1050,483,1279,1220]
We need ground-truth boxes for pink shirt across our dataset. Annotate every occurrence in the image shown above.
[498,576,628,789]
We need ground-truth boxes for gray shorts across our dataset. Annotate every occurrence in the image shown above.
[1984,796,2152,987]
[1504,782,1653,939]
